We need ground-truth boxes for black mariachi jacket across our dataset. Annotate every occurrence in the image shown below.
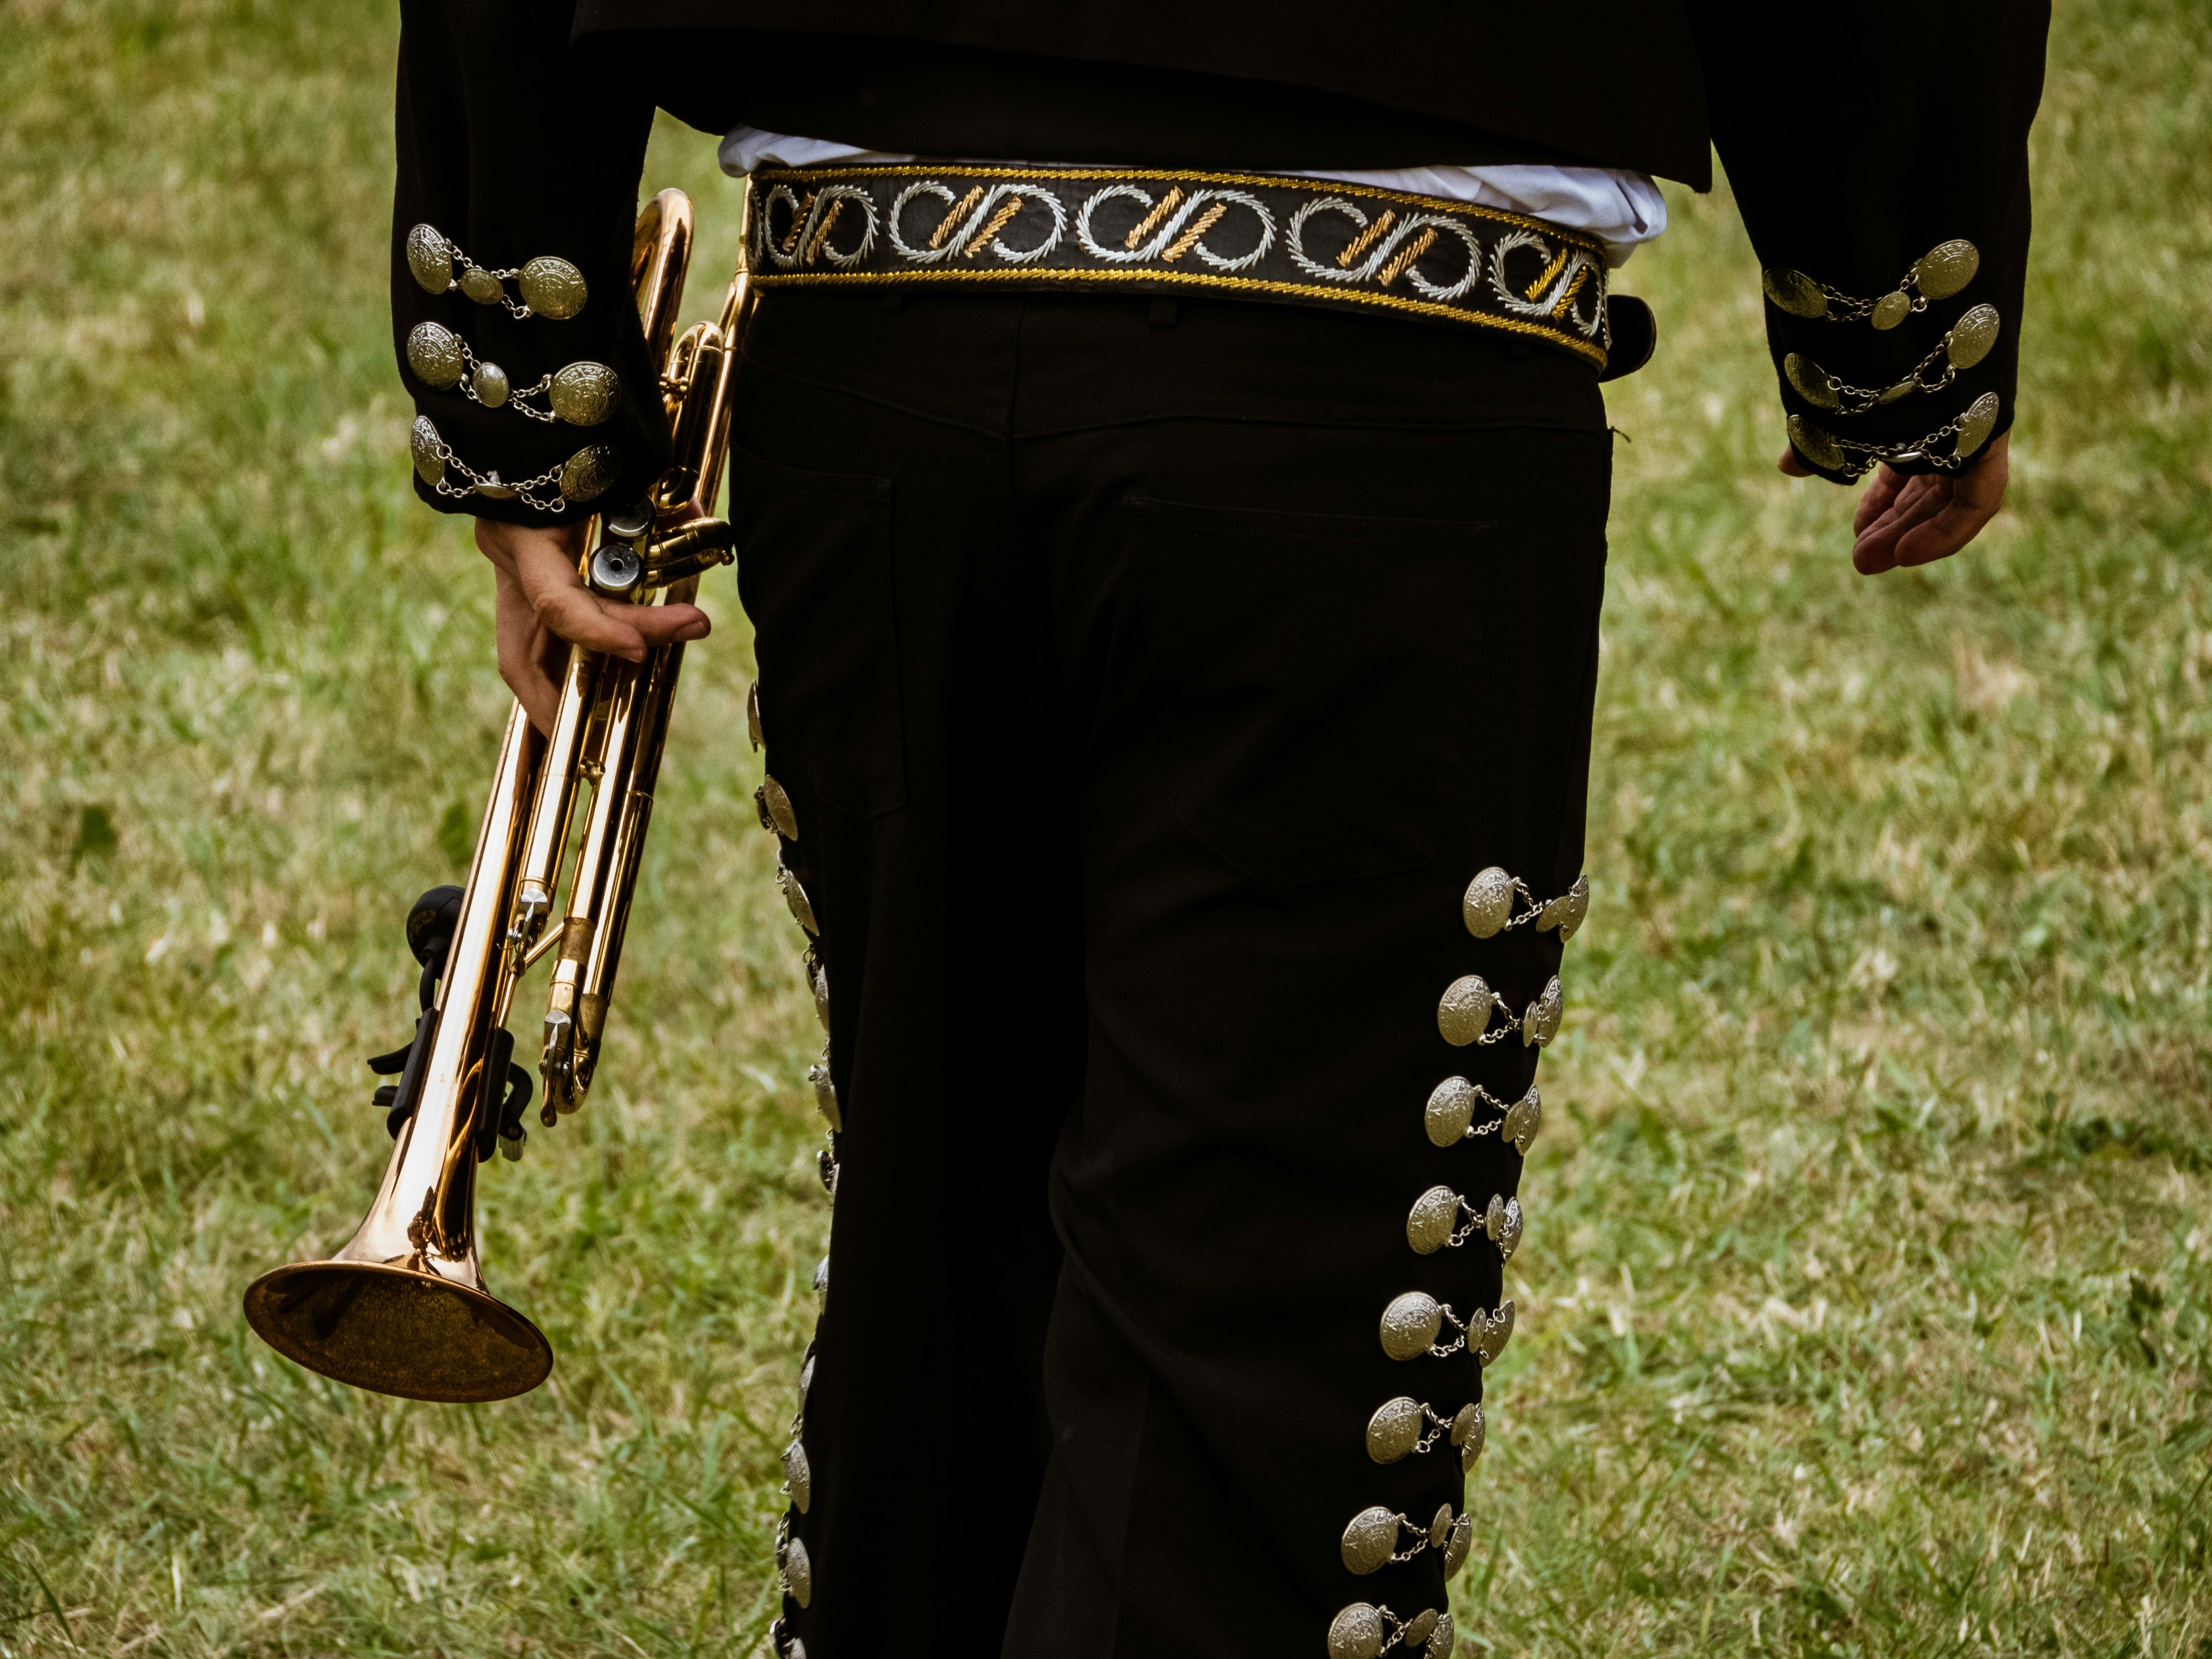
[394,0,2050,525]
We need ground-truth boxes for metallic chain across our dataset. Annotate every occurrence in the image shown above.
[425,433,571,513]
[456,341,558,422]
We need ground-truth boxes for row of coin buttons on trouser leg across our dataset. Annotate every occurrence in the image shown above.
[747,683,842,1659]
[1326,866,1585,1659]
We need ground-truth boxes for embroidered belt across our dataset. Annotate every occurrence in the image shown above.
[744,165,1641,373]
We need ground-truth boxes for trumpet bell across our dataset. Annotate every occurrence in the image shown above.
[243,1259,551,1404]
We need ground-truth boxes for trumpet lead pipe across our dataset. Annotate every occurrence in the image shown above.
[505,642,604,976]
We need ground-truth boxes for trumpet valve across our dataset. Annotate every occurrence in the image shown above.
[540,1005,574,1125]
[589,540,644,597]
[506,881,552,971]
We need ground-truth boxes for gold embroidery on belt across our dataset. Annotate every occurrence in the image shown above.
[930,186,984,250]
[1525,248,1570,301]
[805,198,846,264]
[1161,201,1230,264]
[1339,208,1396,268]
[1550,264,1590,320]
[963,195,1024,258]
[1126,186,1185,250]
[780,193,816,258]
[1377,226,1437,289]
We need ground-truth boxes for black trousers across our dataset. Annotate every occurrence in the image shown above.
[730,288,1611,1659]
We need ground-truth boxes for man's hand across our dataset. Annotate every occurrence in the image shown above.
[1778,431,2010,576]
[475,517,710,733]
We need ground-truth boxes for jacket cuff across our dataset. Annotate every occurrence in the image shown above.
[1764,237,2012,485]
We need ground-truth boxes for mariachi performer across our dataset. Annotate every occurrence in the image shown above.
[391,3,2048,1653]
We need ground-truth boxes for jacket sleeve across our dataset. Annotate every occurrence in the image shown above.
[393,0,666,527]
[1688,0,2050,483]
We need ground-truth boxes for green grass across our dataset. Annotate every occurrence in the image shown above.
[1,1,2208,1654]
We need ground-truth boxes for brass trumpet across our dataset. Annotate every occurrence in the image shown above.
[242,188,749,1403]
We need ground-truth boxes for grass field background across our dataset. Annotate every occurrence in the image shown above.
[3,1,2210,1654]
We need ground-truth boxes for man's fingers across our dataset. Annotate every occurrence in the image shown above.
[1852,463,1908,536]
[627,601,711,646]
[1851,478,1954,575]
[528,586,710,659]
[500,653,564,734]
[529,583,654,659]
[1776,445,1812,478]
[1891,497,1999,567]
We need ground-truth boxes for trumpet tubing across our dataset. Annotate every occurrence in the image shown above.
[242,186,752,1403]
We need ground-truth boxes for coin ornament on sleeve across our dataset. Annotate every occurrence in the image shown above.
[558,445,619,504]
[1762,267,1827,318]
[458,263,507,305]
[405,321,465,389]
[518,255,588,319]
[549,361,621,425]
[407,224,454,294]
[410,415,445,486]
[1955,391,2002,459]
[1912,239,1981,301]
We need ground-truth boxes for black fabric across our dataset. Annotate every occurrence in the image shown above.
[1694,0,2050,478]
[389,1,2048,527]
[606,18,1712,182]
[732,288,1609,1658]
[393,0,666,528]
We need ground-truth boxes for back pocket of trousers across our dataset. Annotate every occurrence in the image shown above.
[1124,496,1492,889]
[731,441,904,816]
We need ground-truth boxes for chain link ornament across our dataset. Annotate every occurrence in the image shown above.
[805,948,830,1033]
[1474,1299,1516,1367]
[1340,1501,1461,1575]
[1462,866,1589,941]
[1365,1395,1486,1470]
[1438,972,1563,1047]
[1328,1601,1455,1659]
[757,774,799,840]
[1455,1399,1487,1468]
[1379,1290,1464,1360]
[409,415,616,513]
[782,1436,813,1512]
[1762,238,1979,330]
[778,860,820,935]
[767,1618,807,1659]
[407,223,589,320]
[1785,302,2001,416]
[1406,1186,1524,1261]
[807,1051,842,1132]
[407,322,622,426]
[774,1516,814,1607]
[1790,389,2001,481]
[1424,1076,1540,1148]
